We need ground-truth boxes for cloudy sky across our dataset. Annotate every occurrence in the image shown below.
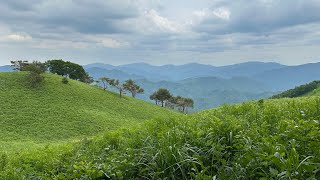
[0,0,320,66]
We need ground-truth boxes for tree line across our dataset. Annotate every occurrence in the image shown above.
[97,77,194,113]
[10,59,93,87]
[270,80,320,99]
[96,77,144,98]
[150,88,194,113]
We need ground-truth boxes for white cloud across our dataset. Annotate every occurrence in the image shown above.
[212,8,230,20]
[7,33,32,41]
[144,9,185,33]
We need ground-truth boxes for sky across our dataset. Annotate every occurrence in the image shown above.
[0,0,320,66]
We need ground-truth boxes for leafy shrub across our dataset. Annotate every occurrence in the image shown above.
[26,72,44,87]
[62,77,69,84]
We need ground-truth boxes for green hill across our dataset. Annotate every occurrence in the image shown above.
[0,72,178,151]
[270,80,320,99]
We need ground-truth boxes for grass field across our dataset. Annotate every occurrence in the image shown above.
[0,72,179,152]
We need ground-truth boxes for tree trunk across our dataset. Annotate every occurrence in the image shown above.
[161,101,164,107]
[119,90,122,98]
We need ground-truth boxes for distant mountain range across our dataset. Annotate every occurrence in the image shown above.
[84,61,286,82]
[0,65,12,72]
[1,61,320,111]
[84,61,320,91]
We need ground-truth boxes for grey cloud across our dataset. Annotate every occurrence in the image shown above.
[195,0,320,34]
[0,0,140,34]
[0,0,319,66]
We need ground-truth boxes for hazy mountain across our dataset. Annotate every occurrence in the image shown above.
[134,76,274,111]
[113,63,220,81]
[86,67,144,81]
[0,65,12,72]
[254,62,320,91]
[84,63,115,70]
[216,61,286,77]
[84,61,285,81]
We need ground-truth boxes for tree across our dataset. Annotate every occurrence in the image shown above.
[23,61,46,74]
[175,96,194,113]
[150,92,158,105]
[10,60,29,71]
[46,60,65,76]
[109,79,126,98]
[64,61,88,82]
[165,96,178,109]
[46,60,91,83]
[154,88,172,107]
[183,98,194,113]
[82,75,94,84]
[99,77,110,90]
[123,79,144,98]
[164,95,194,113]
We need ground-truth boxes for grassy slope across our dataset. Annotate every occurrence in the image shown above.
[306,86,320,96]
[1,96,320,179]
[0,72,179,151]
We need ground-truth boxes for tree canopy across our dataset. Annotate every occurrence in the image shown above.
[123,79,144,98]
[47,60,91,83]
[150,88,172,107]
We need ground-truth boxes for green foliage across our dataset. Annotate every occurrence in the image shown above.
[62,77,69,84]
[23,61,47,74]
[21,61,47,88]
[167,96,194,113]
[271,80,320,99]
[98,77,110,90]
[47,59,91,83]
[109,79,127,98]
[26,72,44,87]
[123,79,144,98]
[151,89,194,112]
[151,88,172,107]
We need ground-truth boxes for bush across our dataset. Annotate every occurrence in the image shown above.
[62,77,69,84]
[26,72,44,88]
[21,61,46,88]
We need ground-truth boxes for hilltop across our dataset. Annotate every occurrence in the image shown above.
[0,72,178,151]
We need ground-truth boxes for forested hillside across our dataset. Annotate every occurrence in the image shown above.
[271,80,320,99]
